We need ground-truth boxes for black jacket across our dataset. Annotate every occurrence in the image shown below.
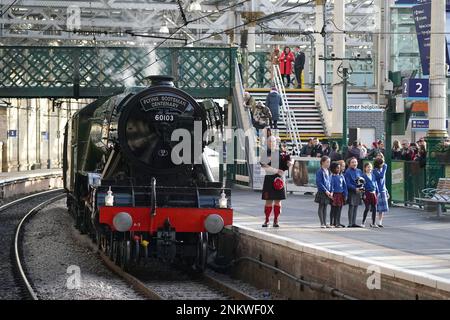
[294,52,305,70]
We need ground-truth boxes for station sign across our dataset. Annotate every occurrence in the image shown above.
[41,131,49,141]
[402,78,429,99]
[347,104,383,112]
[7,130,17,138]
[411,119,449,129]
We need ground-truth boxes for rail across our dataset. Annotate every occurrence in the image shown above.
[273,65,302,154]
[318,76,332,111]
[232,59,256,186]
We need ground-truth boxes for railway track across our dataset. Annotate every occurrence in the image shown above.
[3,190,261,300]
[96,244,259,300]
[0,189,64,300]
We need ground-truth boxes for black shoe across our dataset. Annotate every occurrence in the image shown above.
[273,222,279,228]
[262,223,268,227]
[352,224,363,228]
[377,224,384,228]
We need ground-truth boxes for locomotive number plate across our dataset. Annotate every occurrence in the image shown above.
[154,114,175,122]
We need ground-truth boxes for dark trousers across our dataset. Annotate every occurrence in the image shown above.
[318,203,328,226]
[282,74,291,87]
[330,206,343,226]
[294,68,303,88]
[363,203,377,225]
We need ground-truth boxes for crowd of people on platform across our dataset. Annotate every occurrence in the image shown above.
[258,129,391,229]
[298,137,429,167]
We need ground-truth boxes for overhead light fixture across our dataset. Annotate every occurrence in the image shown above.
[159,22,169,34]
[188,0,202,12]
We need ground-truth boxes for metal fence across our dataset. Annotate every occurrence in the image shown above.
[0,46,236,99]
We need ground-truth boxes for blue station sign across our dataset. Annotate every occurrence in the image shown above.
[402,78,429,99]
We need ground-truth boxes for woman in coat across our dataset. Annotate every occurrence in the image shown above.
[279,47,295,87]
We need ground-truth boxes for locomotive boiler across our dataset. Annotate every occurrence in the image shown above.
[63,76,232,271]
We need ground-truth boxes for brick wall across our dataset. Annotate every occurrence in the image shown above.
[348,110,385,140]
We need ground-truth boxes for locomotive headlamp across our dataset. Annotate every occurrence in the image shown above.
[204,214,224,234]
[113,212,133,232]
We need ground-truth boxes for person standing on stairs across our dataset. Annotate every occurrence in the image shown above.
[265,87,282,130]
[279,47,295,88]
[294,46,305,89]
[270,48,281,82]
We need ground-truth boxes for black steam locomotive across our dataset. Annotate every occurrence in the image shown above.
[63,76,232,271]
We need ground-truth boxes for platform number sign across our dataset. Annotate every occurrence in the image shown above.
[7,130,17,138]
[402,79,429,99]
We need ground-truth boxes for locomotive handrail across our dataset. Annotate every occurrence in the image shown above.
[151,177,157,216]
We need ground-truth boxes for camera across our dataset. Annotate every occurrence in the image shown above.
[330,52,336,58]
[356,177,365,192]
[352,51,361,58]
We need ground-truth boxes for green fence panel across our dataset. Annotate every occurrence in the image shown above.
[404,161,426,204]
[247,52,272,88]
[0,46,235,98]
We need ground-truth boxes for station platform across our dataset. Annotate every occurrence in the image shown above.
[0,169,62,199]
[0,169,61,184]
[231,187,450,298]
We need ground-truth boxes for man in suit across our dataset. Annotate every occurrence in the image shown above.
[294,46,305,89]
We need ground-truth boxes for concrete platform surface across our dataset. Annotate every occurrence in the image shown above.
[0,169,62,184]
[231,187,450,292]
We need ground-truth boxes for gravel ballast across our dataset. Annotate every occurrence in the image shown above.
[22,199,143,300]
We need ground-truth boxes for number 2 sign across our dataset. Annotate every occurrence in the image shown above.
[402,79,429,99]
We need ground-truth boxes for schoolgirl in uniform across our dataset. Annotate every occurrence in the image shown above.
[315,156,332,228]
[330,162,348,228]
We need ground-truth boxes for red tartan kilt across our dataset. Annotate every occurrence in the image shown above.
[332,193,345,207]
[364,192,378,206]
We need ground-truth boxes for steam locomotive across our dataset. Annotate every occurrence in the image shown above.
[63,76,232,271]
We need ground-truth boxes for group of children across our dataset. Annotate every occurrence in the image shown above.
[315,154,389,229]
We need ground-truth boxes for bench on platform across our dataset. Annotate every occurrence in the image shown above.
[415,178,450,217]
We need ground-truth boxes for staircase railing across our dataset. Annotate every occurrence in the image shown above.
[231,59,256,186]
[273,65,302,155]
[316,76,331,137]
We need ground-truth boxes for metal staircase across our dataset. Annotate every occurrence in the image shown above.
[272,65,303,155]
[246,86,326,153]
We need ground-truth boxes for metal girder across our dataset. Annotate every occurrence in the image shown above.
[0,0,377,49]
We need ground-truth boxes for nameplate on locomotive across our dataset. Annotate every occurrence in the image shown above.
[140,94,189,113]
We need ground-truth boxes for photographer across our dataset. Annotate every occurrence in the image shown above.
[344,157,364,228]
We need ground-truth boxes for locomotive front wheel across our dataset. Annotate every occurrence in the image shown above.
[119,240,131,271]
[195,232,208,272]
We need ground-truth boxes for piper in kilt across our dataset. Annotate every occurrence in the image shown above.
[260,130,292,228]
[373,157,389,227]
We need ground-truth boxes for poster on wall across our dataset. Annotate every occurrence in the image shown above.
[285,157,320,193]
[252,157,320,193]
[391,161,405,203]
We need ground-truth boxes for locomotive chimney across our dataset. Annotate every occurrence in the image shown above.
[145,75,175,87]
